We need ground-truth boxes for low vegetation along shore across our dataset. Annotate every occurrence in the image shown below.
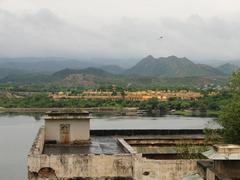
[0,107,138,113]
[0,89,231,117]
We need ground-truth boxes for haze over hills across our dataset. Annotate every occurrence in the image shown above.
[0,68,25,79]
[99,65,125,74]
[192,58,240,68]
[0,55,238,87]
[0,57,97,73]
[0,56,239,75]
[217,63,239,75]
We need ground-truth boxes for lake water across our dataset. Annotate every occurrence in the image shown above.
[0,113,218,179]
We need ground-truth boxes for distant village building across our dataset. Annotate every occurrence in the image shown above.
[49,90,203,101]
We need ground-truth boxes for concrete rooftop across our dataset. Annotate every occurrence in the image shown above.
[43,136,126,155]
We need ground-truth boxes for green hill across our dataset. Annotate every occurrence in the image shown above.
[0,57,228,88]
[125,55,224,77]
[52,67,112,79]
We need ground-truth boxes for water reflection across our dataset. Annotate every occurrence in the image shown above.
[0,114,43,180]
[91,115,219,130]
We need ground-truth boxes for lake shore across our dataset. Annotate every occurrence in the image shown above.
[0,107,219,117]
[0,107,139,113]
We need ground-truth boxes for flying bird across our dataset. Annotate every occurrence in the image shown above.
[158,36,164,39]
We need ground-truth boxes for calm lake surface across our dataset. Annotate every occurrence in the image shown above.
[0,113,219,180]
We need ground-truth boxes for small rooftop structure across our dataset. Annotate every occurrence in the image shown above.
[45,110,90,144]
[201,144,240,179]
[203,144,240,160]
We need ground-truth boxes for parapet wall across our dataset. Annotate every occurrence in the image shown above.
[28,153,198,180]
[28,126,45,155]
[90,129,204,136]
[28,154,134,179]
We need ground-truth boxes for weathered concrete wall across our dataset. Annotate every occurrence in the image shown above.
[133,158,198,180]
[196,160,213,180]
[28,154,134,180]
[28,153,199,180]
[118,138,137,154]
[29,126,45,155]
[126,138,206,145]
[214,160,240,179]
[45,119,90,143]
[206,168,215,180]
[91,129,204,136]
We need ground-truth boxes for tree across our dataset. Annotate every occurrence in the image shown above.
[229,71,240,96]
[219,97,240,143]
[219,70,240,143]
[141,97,160,110]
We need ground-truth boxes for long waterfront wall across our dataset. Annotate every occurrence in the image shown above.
[28,154,134,180]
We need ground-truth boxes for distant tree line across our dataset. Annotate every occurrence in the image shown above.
[0,90,230,116]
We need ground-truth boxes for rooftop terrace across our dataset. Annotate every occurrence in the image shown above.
[43,136,126,155]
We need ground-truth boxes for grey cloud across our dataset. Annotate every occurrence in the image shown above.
[0,9,109,57]
[160,15,240,59]
[0,9,240,62]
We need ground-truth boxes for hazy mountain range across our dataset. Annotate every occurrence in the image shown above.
[0,55,238,87]
[216,63,239,75]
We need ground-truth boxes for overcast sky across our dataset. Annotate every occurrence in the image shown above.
[0,0,240,61]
